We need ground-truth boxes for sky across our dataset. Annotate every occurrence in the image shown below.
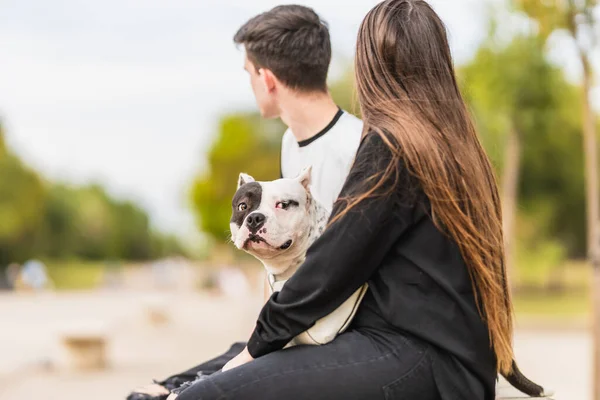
[0,0,596,244]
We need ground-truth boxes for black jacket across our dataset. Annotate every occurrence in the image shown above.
[248,131,497,400]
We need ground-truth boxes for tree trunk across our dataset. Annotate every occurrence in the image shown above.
[595,269,600,400]
[580,51,600,400]
[502,124,521,285]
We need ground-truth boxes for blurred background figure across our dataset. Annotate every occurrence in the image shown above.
[0,0,597,399]
[19,259,52,291]
[102,260,124,290]
[3,263,21,290]
[151,259,173,290]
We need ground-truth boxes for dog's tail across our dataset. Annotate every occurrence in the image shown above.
[502,360,552,397]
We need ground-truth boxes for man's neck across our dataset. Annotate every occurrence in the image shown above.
[278,92,340,143]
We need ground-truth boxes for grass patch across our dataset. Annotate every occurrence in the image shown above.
[45,260,107,290]
[512,260,592,318]
[513,291,590,317]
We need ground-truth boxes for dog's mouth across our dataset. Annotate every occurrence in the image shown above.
[243,234,265,248]
[279,240,293,250]
[243,235,293,251]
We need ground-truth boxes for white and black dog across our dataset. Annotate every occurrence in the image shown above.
[230,166,368,346]
[127,168,368,400]
[230,168,551,398]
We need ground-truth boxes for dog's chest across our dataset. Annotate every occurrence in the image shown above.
[269,274,285,293]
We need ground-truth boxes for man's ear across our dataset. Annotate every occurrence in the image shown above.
[238,173,255,189]
[296,166,312,191]
[259,68,277,93]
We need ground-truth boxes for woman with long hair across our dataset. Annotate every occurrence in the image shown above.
[175,1,545,399]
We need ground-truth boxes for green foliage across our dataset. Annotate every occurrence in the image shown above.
[516,204,567,288]
[514,0,572,38]
[514,0,597,263]
[44,259,107,290]
[35,183,185,261]
[191,114,283,241]
[0,125,46,264]
[330,69,359,117]
[512,260,591,316]
[0,123,185,265]
[460,35,586,257]
[514,0,598,39]
[513,290,590,316]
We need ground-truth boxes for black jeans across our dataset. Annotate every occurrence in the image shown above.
[174,327,440,400]
[159,342,247,388]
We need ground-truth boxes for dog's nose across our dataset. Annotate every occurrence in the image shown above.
[246,213,266,232]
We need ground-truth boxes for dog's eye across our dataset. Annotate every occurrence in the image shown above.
[276,200,299,210]
[238,202,247,212]
[276,201,290,210]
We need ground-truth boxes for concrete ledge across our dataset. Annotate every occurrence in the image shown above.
[58,321,109,370]
[496,383,555,399]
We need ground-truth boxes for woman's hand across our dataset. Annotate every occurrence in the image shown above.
[222,347,254,372]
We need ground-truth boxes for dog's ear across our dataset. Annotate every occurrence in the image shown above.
[296,166,312,190]
[237,173,255,189]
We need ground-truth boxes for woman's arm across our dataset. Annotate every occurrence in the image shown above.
[246,132,419,359]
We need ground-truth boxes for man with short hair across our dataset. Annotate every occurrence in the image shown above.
[236,4,363,209]
[127,6,362,400]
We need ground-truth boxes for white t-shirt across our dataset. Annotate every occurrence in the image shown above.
[281,109,363,211]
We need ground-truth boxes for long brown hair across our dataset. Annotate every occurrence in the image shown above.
[337,0,514,373]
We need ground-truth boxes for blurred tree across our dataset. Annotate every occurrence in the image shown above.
[513,3,599,392]
[460,35,585,278]
[0,123,47,264]
[0,121,185,265]
[0,126,6,155]
[191,114,282,243]
[35,184,78,259]
[330,68,359,117]
[150,232,186,259]
[71,185,116,259]
[38,183,183,261]
[515,0,598,262]
[110,200,153,260]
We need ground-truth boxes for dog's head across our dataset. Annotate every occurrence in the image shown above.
[230,167,316,268]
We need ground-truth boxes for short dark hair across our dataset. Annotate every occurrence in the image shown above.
[234,5,331,93]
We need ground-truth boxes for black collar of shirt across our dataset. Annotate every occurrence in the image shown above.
[297,108,344,148]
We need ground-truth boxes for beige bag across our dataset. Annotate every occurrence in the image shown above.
[268,274,369,346]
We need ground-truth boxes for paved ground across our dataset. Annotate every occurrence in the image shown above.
[0,290,591,400]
